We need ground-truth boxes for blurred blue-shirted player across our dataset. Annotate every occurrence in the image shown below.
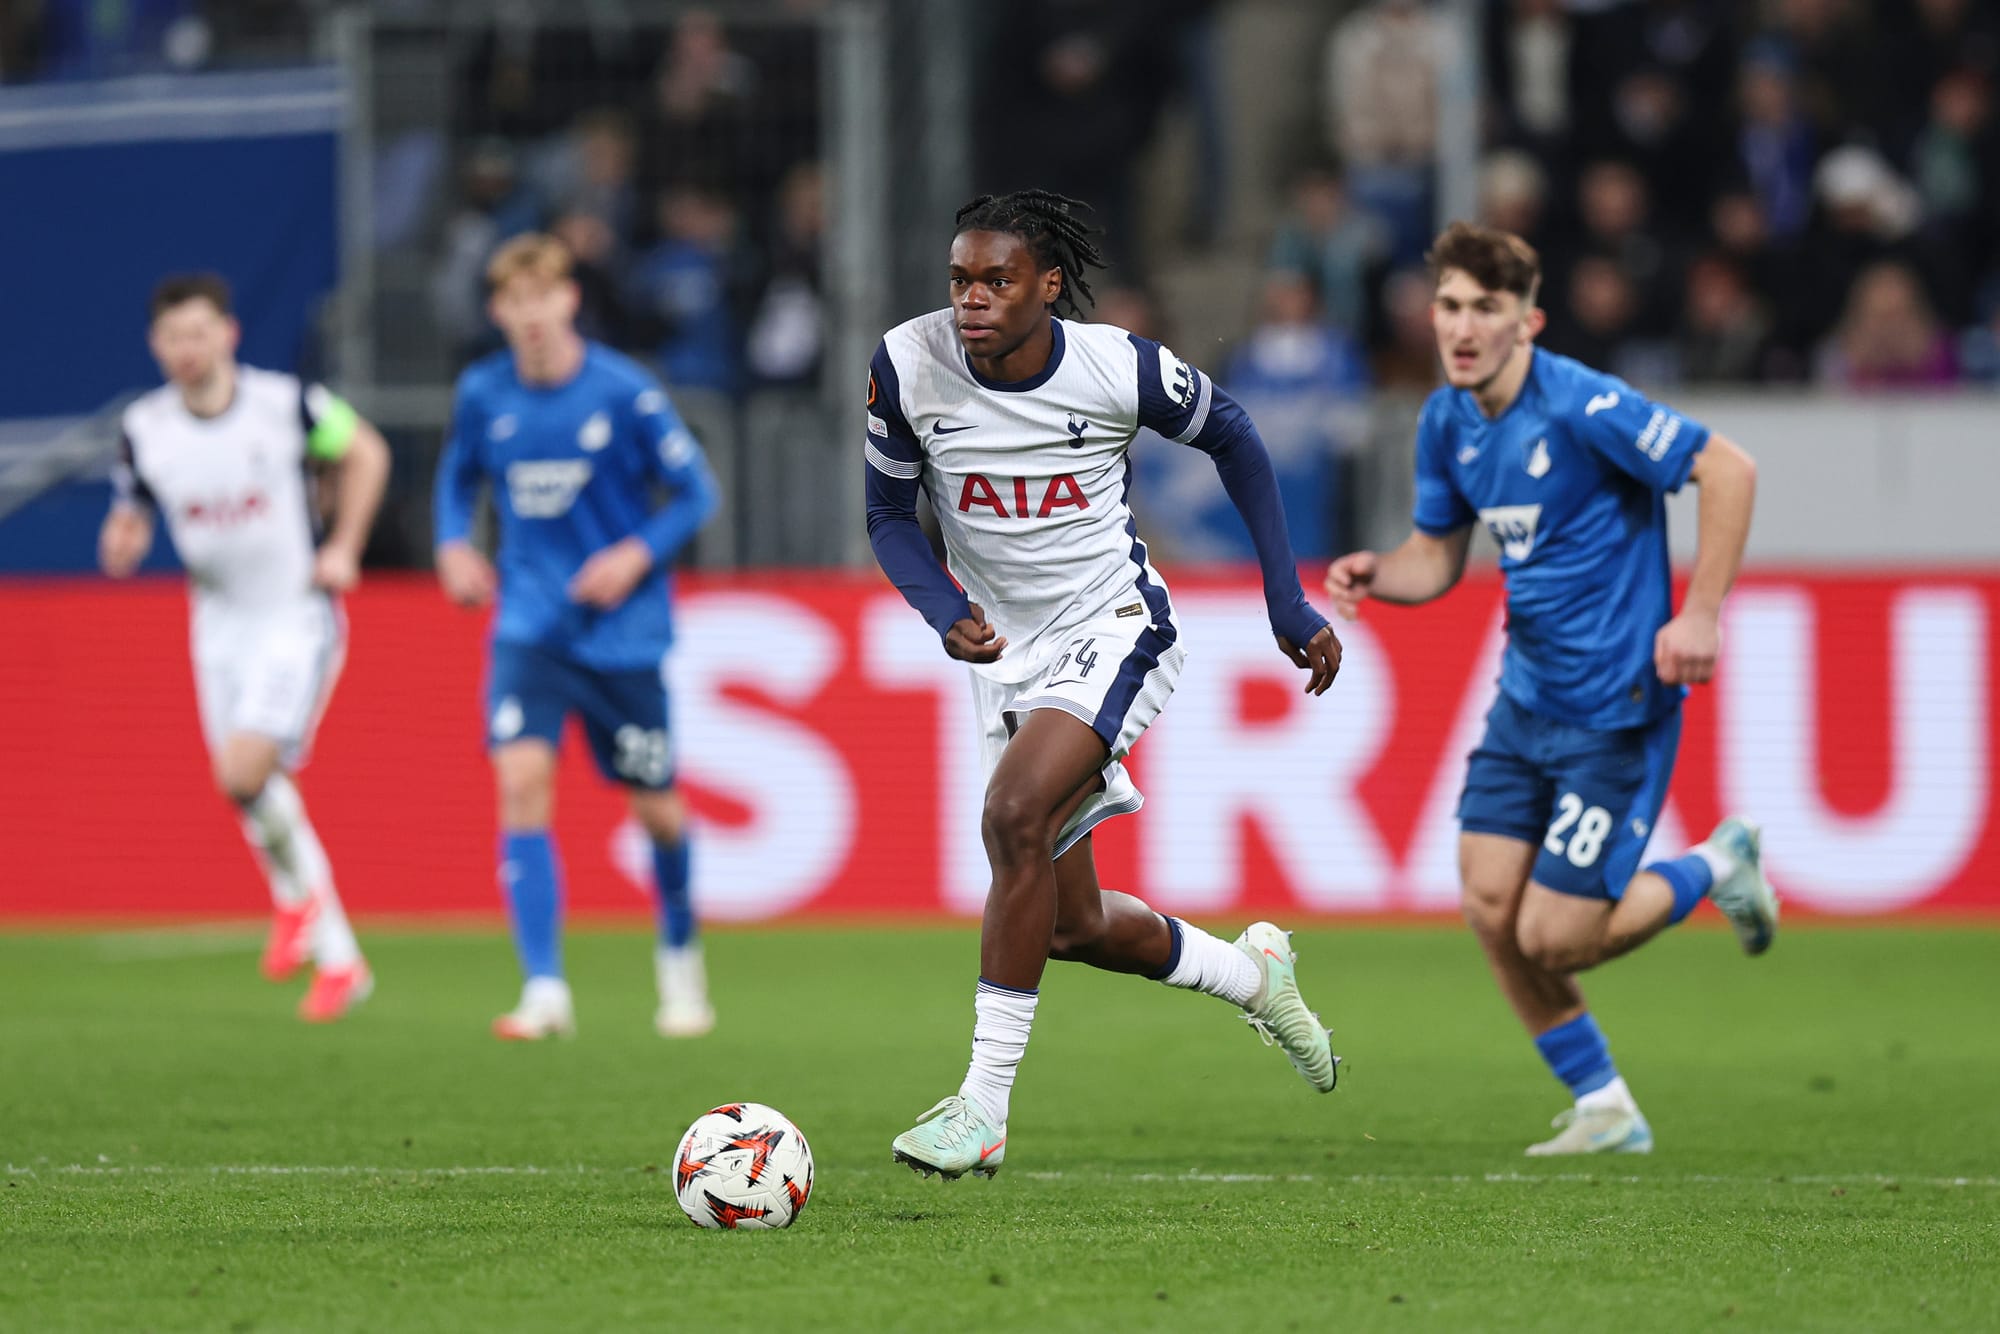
[434,234,720,1041]
[1324,223,1780,1155]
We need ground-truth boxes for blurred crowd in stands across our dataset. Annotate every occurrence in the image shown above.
[427,7,833,567]
[1005,0,2000,556]
[7,0,1999,566]
[1308,0,2000,392]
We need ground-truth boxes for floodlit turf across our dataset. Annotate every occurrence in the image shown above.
[2,924,1997,1332]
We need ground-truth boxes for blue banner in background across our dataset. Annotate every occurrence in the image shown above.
[0,68,344,570]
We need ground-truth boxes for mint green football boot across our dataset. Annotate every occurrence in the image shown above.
[890,1095,1006,1180]
[1234,922,1340,1093]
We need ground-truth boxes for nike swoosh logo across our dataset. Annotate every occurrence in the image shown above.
[934,422,978,435]
[979,1137,1005,1161]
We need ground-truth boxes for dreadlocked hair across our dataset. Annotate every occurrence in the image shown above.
[953,189,1107,318]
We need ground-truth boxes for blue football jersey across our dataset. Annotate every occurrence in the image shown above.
[1412,348,1709,730]
[435,343,718,669]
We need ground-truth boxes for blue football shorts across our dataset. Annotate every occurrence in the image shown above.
[1457,692,1681,900]
[484,640,676,789]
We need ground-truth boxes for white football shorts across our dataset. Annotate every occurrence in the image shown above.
[969,610,1186,856]
[191,595,347,769]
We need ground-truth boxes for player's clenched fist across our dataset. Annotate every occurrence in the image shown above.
[1323,550,1377,621]
[944,603,1007,664]
[1653,608,1721,685]
[436,540,498,607]
[313,543,362,593]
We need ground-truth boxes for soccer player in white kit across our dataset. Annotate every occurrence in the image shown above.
[98,274,391,1022]
[869,192,1347,1179]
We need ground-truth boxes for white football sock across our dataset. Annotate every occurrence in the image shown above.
[312,888,362,970]
[1577,1075,1637,1113]
[1157,917,1262,1007]
[523,975,573,1010]
[243,775,357,966]
[1691,842,1734,885]
[656,943,708,1003]
[241,774,331,909]
[958,979,1038,1126]
[240,799,305,908]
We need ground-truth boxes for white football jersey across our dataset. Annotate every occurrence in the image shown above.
[868,311,1213,683]
[117,366,351,612]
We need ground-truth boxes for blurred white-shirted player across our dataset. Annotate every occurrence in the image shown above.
[98,274,391,1022]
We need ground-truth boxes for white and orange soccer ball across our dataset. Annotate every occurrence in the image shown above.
[672,1102,814,1230]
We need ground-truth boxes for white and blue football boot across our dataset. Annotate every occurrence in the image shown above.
[1525,1103,1655,1156]
[1701,817,1780,956]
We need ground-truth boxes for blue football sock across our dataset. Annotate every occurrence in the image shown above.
[1534,1012,1618,1099]
[651,835,697,949]
[500,830,564,980]
[1647,852,1715,925]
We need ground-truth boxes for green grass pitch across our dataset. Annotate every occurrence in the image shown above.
[3,924,1996,1332]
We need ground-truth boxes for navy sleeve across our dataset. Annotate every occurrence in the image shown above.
[1412,395,1475,536]
[434,375,486,547]
[1567,373,1711,495]
[1130,333,1213,442]
[631,383,720,563]
[864,339,971,641]
[1182,384,1330,648]
[111,428,155,512]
